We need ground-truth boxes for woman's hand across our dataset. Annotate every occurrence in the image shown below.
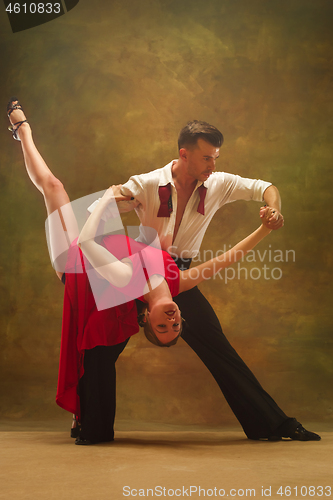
[260,206,284,230]
[79,185,129,245]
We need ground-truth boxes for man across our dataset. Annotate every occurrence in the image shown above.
[114,120,320,441]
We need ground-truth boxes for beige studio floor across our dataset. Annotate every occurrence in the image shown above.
[0,421,332,500]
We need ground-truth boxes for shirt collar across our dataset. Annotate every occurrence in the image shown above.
[158,162,207,217]
[159,160,207,192]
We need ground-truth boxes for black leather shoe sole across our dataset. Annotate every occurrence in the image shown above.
[75,437,93,446]
[75,436,115,445]
[248,435,282,441]
[248,425,321,442]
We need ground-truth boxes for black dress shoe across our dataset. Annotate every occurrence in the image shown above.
[287,425,321,441]
[248,425,321,442]
[75,436,114,445]
[75,437,93,445]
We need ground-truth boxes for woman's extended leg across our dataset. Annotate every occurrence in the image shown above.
[8,99,81,433]
[7,99,79,278]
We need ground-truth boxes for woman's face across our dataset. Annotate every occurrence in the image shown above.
[147,301,182,344]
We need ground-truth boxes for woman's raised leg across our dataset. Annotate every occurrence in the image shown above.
[7,99,79,278]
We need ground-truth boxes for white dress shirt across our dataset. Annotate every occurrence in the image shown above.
[120,161,272,259]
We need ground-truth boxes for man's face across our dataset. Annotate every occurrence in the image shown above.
[182,138,220,182]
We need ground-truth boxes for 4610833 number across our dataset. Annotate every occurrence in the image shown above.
[5,3,61,14]
[276,485,332,496]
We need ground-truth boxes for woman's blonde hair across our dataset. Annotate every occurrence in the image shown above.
[137,308,182,348]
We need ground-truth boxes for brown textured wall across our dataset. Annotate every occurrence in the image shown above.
[0,0,332,426]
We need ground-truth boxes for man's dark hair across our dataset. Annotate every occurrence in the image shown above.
[178,120,223,150]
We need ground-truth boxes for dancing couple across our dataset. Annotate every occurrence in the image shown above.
[7,98,321,444]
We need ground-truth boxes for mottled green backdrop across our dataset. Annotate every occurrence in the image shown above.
[0,0,332,428]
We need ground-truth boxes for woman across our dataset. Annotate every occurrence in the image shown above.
[7,98,273,444]
[78,185,273,346]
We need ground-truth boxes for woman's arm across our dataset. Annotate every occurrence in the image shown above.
[78,187,133,287]
[179,215,272,293]
[262,185,284,230]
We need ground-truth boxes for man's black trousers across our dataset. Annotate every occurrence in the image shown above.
[174,285,297,438]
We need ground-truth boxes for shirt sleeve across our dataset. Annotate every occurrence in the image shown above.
[118,176,146,213]
[218,173,272,205]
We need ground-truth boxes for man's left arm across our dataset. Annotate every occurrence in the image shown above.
[262,185,284,230]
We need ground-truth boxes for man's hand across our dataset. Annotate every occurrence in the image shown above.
[87,186,134,222]
[260,206,284,230]
[101,185,133,204]
[109,184,134,203]
[96,185,134,221]
[87,185,137,220]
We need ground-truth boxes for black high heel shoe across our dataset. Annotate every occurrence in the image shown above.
[7,97,28,141]
[70,416,81,438]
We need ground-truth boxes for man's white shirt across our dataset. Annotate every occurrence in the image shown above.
[119,160,271,259]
